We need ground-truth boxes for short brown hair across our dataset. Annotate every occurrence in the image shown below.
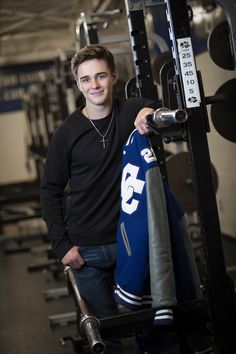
[71,45,115,79]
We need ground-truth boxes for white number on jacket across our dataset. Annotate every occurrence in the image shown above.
[141,148,157,163]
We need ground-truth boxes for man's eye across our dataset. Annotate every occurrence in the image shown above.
[97,74,107,80]
[81,78,90,83]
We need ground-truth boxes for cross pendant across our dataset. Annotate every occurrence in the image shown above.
[100,137,109,148]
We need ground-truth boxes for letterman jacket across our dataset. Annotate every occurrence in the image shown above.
[114,129,202,326]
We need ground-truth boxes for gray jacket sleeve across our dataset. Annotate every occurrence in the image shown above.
[146,166,177,308]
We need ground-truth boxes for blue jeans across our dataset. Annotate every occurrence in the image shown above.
[72,243,123,354]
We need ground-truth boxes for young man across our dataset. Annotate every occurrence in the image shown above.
[40,44,156,353]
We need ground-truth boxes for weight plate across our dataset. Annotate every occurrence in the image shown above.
[166,152,197,213]
[207,20,234,71]
[152,51,173,84]
[166,152,218,213]
[211,78,236,143]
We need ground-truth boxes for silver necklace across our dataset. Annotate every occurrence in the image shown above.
[84,107,114,148]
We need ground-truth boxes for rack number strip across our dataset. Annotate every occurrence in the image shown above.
[177,37,201,108]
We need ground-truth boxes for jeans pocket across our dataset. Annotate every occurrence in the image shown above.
[79,245,116,268]
[78,246,100,266]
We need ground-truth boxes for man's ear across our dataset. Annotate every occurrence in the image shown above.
[112,72,118,86]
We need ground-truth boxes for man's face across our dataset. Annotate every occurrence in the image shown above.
[76,59,117,106]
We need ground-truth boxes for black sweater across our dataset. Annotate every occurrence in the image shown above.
[41,97,157,260]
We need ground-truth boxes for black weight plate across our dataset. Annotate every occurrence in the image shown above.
[166,152,218,214]
[152,51,173,84]
[125,77,139,99]
[207,20,234,70]
[166,152,197,213]
[211,78,236,143]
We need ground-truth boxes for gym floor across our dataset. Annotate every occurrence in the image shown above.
[0,234,236,354]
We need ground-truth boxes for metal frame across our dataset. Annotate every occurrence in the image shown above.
[124,0,170,182]
[125,1,236,353]
[163,2,236,353]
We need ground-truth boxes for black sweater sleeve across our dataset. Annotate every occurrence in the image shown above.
[40,125,73,260]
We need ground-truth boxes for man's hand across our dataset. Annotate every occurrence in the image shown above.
[134,107,155,135]
[61,246,85,269]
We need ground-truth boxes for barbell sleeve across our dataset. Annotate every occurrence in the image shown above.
[147,107,188,127]
[64,266,105,353]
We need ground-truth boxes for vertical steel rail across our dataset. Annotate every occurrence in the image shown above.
[163,1,236,352]
[124,0,168,181]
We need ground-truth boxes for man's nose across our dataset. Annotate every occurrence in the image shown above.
[91,77,100,88]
